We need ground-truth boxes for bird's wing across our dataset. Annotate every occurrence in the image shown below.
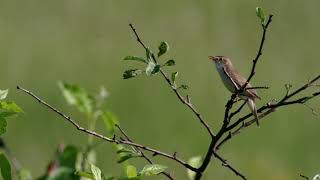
[223,66,261,100]
[221,66,240,91]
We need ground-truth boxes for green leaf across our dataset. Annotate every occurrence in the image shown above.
[151,65,161,74]
[18,168,32,180]
[123,56,147,64]
[0,152,11,180]
[145,62,156,76]
[117,154,133,164]
[116,148,137,155]
[187,156,202,180]
[163,59,175,66]
[171,72,178,83]
[0,117,7,136]
[117,154,139,164]
[75,171,94,179]
[255,7,266,25]
[114,144,125,152]
[0,102,23,114]
[58,81,94,115]
[126,165,137,178]
[139,164,167,176]
[59,145,78,169]
[158,42,169,57]
[145,61,162,76]
[91,164,102,180]
[102,111,119,136]
[0,90,8,100]
[123,69,144,79]
[0,112,19,119]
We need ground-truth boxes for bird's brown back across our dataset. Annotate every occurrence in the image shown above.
[225,64,261,100]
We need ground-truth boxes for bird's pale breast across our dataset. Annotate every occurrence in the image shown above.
[215,64,236,93]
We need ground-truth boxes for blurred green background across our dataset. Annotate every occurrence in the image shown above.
[0,0,319,179]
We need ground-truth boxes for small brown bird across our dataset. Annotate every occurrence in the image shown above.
[209,56,261,126]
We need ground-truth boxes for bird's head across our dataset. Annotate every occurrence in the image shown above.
[209,56,232,68]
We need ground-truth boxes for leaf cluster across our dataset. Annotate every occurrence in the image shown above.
[57,83,168,180]
[0,89,23,136]
[122,41,175,79]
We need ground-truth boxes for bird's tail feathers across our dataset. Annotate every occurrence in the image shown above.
[247,98,260,127]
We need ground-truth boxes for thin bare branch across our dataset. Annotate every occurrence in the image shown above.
[229,100,247,120]
[217,84,320,150]
[17,86,198,173]
[245,86,269,90]
[280,75,320,102]
[128,24,215,138]
[210,22,320,179]
[194,15,274,180]
[213,152,247,180]
[228,76,320,132]
[242,15,273,89]
[115,125,174,180]
[300,173,310,180]
[194,95,237,180]
[217,108,276,150]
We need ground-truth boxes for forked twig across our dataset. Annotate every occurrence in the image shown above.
[17,86,198,173]
[129,24,215,138]
[115,124,174,180]
[194,15,274,180]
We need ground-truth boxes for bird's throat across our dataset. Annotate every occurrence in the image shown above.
[215,63,236,93]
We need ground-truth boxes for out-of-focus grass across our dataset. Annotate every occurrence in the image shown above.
[0,0,319,179]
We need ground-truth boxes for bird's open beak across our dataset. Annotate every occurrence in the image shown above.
[208,56,216,61]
